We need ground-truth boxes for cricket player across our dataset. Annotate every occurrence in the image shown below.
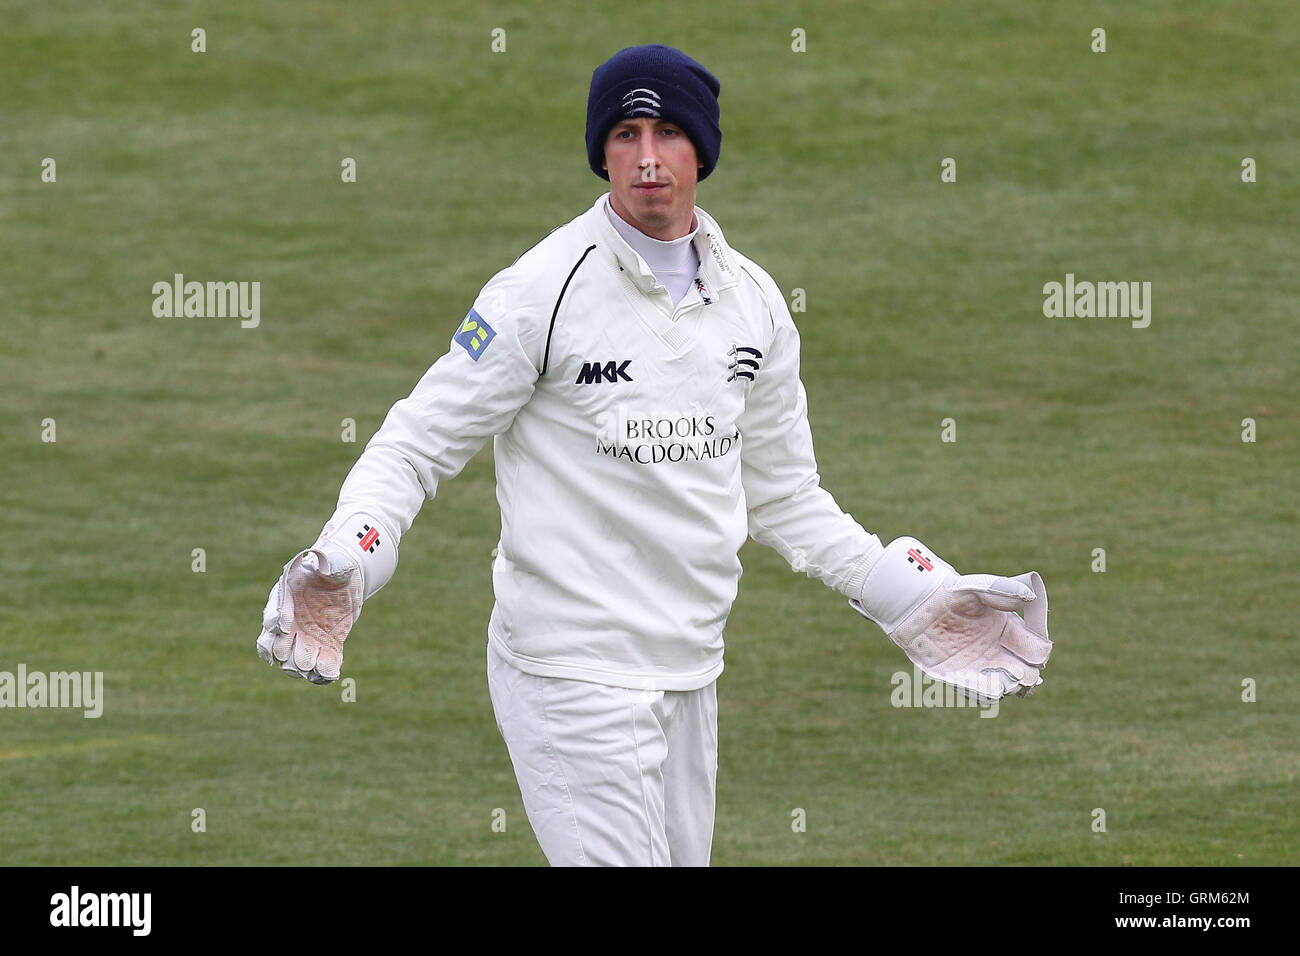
[256,44,1053,866]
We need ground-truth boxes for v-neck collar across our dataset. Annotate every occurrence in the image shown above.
[586,193,741,354]
[588,193,740,302]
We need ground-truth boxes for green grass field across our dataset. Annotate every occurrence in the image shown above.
[1,0,1295,865]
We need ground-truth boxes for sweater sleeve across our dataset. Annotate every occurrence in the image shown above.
[321,267,544,551]
[736,267,882,599]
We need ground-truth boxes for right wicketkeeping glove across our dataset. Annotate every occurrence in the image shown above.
[256,512,398,685]
[849,537,1052,702]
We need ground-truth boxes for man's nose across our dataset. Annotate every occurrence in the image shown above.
[638,147,661,182]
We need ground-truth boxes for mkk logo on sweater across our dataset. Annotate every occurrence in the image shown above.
[454,309,496,361]
[575,360,633,384]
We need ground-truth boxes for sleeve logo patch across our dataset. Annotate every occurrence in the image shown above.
[454,309,497,361]
[356,523,381,554]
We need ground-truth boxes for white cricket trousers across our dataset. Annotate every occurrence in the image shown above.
[486,639,719,866]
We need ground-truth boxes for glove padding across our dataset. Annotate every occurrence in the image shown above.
[257,546,362,685]
[850,537,1052,703]
[256,512,397,685]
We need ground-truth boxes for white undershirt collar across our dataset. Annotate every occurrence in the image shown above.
[604,200,701,307]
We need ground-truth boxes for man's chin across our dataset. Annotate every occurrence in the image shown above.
[632,209,673,229]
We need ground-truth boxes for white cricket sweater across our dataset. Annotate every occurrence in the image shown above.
[327,192,882,690]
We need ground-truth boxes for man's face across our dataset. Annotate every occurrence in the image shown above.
[602,117,703,240]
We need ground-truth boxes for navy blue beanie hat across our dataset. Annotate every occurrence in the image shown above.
[586,44,722,181]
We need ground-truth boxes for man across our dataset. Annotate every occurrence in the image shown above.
[256,44,1053,866]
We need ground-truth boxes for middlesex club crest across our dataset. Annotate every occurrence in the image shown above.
[621,87,661,117]
[726,345,763,382]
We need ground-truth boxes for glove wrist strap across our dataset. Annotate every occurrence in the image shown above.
[315,512,398,600]
[852,536,955,633]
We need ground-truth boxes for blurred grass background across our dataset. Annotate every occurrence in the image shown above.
[0,0,1295,864]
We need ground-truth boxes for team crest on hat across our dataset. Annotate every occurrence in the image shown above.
[621,87,661,117]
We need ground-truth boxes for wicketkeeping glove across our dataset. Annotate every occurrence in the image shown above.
[256,513,398,685]
[850,537,1052,702]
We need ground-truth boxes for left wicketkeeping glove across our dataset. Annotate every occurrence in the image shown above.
[850,537,1052,702]
[256,513,398,685]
